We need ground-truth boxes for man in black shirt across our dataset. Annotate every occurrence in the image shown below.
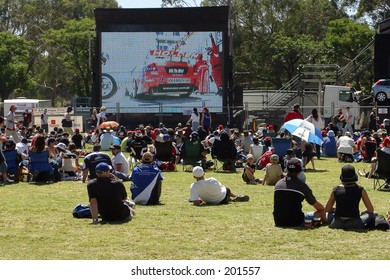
[71,128,83,149]
[82,144,112,183]
[273,157,326,227]
[88,162,135,224]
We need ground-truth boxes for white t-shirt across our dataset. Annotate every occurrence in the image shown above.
[112,152,129,175]
[190,178,227,204]
[6,111,16,130]
[249,144,264,162]
[190,113,200,123]
[336,136,355,154]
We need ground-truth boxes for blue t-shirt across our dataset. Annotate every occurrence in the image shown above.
[130,163,164,205]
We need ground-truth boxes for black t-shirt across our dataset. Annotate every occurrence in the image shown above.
[128,138,147,158]
[273,176,317,227]
[83,152,112,179]
[332,184,363,218]
[87,177,130,221]
[71,134,83,148]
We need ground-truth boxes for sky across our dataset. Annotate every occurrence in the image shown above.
[116,0,200,8]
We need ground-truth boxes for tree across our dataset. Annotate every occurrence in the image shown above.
[0,32,31,101]
[40,18,95,103]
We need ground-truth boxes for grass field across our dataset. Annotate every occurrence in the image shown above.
[0,156,389,260]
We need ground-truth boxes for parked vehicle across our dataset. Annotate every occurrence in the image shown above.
[323,85,362,129]
[371,79,390,102]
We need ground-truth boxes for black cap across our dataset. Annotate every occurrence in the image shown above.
[109,144,121,150]
[286,157,302,173]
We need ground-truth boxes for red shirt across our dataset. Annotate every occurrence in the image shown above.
[284,110,304,123]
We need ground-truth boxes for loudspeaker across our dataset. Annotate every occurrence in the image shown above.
[374,34,390,81]
[233,85,243,106]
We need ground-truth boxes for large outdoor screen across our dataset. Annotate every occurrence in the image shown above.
[101,31,224,113]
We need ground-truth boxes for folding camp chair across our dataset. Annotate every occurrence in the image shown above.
[272,138,292,161]
[128,142,147,170]
[181,139,203,171]
[362,140,377,162]
[28,150,55,182]
[373,149,390,190]
[211,138,236,172]
[154,141,176,171]
[3,149,24,181]
[59,157,79,179]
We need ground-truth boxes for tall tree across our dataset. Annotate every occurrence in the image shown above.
[0,31,31,101]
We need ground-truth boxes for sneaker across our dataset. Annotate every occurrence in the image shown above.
[4,178,14,184]
[233,194,250,202]
[248,180,257,185]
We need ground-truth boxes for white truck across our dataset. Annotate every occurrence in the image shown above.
[3,98,52,124]
[322,85,363,129]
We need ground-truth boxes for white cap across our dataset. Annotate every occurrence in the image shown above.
[192,166,205,178]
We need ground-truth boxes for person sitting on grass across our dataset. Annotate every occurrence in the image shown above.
[130,152,163,205]
[189,166,249,206]
[262,154,283,186]
[88,162,135,225]
[325,165,375,230]
[273,157,326,227]
[302,141,315,170]
[242,154,261,185]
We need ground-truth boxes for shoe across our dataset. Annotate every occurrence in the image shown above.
[233,194,249,202]
[4,178,14,184]
[384,184,390,190]
[248,180,257,185]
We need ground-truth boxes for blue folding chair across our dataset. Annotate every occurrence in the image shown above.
[28,150,54,182]
[3,150,18,176]
[272,138,292,161]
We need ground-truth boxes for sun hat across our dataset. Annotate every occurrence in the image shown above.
[55,142,67,151]
[246,154,254,159]
[340,165,358,183]
[95,162,112,172]
[192,166,205,178]
[327,130,335,137]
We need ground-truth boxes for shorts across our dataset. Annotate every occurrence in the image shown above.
[220,187,231,204]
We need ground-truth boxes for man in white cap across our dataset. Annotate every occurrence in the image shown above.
[189,166,249,205]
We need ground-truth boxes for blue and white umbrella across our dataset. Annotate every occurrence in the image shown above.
[282,119,323,145]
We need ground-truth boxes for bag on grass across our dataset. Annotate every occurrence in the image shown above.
[72,204,91,218]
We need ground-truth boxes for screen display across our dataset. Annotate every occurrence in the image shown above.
[101,31,224,113]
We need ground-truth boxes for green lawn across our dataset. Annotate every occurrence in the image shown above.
[0,156,389,260]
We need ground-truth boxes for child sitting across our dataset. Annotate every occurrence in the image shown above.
[242,154,261,185]
[262,154,283,186]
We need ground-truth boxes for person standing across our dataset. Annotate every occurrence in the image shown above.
[22,109,32,128]
[194,54,209,95]
[6,105,20,143]
[187,107,200,132]
[96,106,107,128]
[200,106,212,133]
[341,106,353,135]
[62,106,73,135]
[207,33,223,95]
[90,107,98,128]
[283,103,304,123]
[87,162,134,225]
[41,109,49,133]
[368,108,377,133]
[305,108,324,159]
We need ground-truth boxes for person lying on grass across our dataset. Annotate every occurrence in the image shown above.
[189,166,249,206]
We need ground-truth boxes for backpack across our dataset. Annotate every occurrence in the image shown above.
[72,204,92,218]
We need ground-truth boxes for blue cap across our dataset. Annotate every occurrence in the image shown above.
[95,162,111,172]
[163,134,170,139]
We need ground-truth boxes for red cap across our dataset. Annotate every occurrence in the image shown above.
[267,125,274,130]
[10,105,17,109]
[384,137,390,146]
